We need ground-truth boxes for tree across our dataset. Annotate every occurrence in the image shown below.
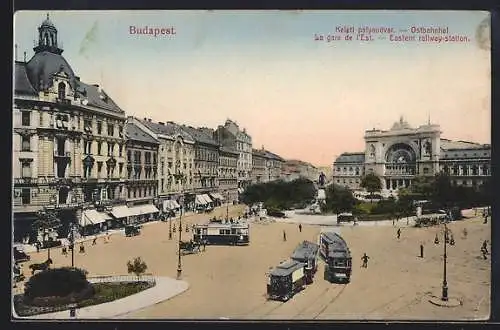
[430,173,453,208]
[360,173,382,203]
[323,184,356,215]
[32,209,61,259]
[127,257,148,280]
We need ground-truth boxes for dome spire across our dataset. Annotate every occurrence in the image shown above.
[33,13,63,55]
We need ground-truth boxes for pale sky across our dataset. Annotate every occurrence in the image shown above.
[13,10,491,166]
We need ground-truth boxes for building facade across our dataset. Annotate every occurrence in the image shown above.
[221,119,253,191]
[13,15,127,241]
[218,146,239,203]
[282,159,319,183]
[251,147,285,183]
[123,121,160,223]
[180,126,219,194]
[333,117,491,193]
[129,118,196,211]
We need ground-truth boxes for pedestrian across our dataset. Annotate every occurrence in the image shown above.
[392,219,395,227]
[434,234,439,244]
[450,235,455,246]
[283,230,287,242]
[420,244,424,258]
[92,236,97,245]
[36,242,40,253]
[481,246,488,260]
[482,240,489,254]
[397,228,401,239]
[361,253,370,268]
[483,215,488,224]
[203,239,206,252]
[462,228,468,239]
[62,246,67,256]
[298,224,302,232]
[79,243,85,253]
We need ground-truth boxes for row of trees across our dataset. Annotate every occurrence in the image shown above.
[240,178,317,210]
[322,172,490,217]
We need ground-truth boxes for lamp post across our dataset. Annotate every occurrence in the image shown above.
[226,191,230,221]
[172,171,186,280]
[435,211,450,301]
[46,194,57,259]
[169,209,173,240]
[69,223,75,267]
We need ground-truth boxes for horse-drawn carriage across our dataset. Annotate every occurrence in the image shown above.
[13,246,30,263]
[179,240,203,255]
[125,225,141,237]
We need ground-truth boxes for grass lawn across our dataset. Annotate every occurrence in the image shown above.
[14,281,155,317]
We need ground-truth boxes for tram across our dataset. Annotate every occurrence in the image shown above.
[319,231,352,283]
[193,222,250,245]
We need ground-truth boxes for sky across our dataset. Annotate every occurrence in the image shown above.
[13,10,491,166]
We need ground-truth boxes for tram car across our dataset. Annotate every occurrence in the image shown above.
[193,222,250,245]
[319,231,352,283]
[290,240,319,284]
[267,259,306,302]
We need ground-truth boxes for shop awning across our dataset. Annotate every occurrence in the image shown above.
[202,194,213,204]
[141,204,160,214]
[195,195,207,205]
[317,189,326,200]
[210,193,225,201]
[163,200,181,211]
[111,205,133,219]
[81,209,111,226]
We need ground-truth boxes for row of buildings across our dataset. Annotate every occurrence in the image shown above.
[333,117,491,195]
[12,15,319,242]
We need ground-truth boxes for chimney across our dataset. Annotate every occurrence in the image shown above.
[24,51,27,62]
[143,117,147,121]
[75,76,80,81]
[148,118,152,122]
[93,84,99,88]
[158,122,165,125]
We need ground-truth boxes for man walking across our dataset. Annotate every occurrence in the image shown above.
[361,253,370,268]
[283,230,287,242]
[397,228,401,240]
[92,236,97,245]
[298,224,302,233]
[420,244,424,258]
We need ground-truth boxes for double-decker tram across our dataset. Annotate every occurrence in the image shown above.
[193,222,250,245]
[319,231,352,283]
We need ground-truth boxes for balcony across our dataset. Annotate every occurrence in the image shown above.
[54,151,71,158]
[56,98,71,105]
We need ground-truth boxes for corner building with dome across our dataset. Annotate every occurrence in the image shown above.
[332,117,491,194]
[13,15,129,242]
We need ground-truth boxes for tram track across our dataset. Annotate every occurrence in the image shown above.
[311,284,347,319]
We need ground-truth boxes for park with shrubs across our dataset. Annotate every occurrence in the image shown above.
[14,257,153,317]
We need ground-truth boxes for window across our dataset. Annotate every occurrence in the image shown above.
[84,119,92,133]
[119,163,123,176]
[86,140,93,154]
[108,143,115,156]
[97,142,102,155]
[118,126,123,137]
[21,188,30,204]
[58,82,66,99]
[21,136,30,151]
[39,112,43,126]
[161,179,164,191]
[97,122,102,134]
[107,124,114,136]
[97,162,103,176]
[21,162,31,178]
[423,167,429,174]
[119,145,123,157]
[21,112,30,126]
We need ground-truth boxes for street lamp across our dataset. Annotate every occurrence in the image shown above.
[435,212,451,301]
[226,191,230,221]
[69,223,75,267]
[172,171,186,280]
[169,209,173,240]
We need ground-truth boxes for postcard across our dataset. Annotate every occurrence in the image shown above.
[12,10,491,321]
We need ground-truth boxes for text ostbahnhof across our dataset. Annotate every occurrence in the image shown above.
[129,26,176,37]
